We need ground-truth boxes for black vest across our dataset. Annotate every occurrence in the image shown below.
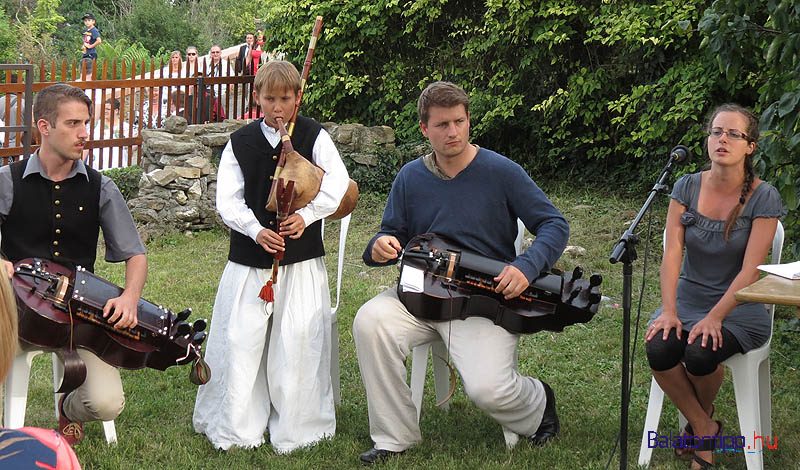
[1,158,102,272]
[227,116,325,268]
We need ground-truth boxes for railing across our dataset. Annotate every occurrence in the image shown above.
[0,58,257,169]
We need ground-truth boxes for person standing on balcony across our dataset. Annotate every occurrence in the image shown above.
[204,45,228,122]
[236,33,256,76]
[80,13,101,68]
[183,46,201,123]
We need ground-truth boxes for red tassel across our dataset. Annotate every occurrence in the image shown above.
[259,280,274,302]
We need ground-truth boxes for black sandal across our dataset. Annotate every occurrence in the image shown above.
[690,420,722,469]
[684,404,715,435]
[692,454,714,469]
[675,405,715,458]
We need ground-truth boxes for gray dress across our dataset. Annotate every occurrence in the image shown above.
[650,172,786,352]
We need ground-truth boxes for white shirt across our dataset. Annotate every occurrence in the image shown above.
[88,120,130,170]
[216,121,349,242]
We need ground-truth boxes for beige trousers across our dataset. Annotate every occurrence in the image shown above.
[63,349,124,423]
[353,288,547,452]
[20,344,125,423]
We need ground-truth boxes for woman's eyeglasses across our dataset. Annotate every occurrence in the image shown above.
[708,127,749,141]
[187,52,197,56]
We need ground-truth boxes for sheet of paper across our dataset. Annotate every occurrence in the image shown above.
[757,260,800,280]
[400,265,425,293]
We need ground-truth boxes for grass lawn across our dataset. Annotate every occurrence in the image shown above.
[18,188,800,469]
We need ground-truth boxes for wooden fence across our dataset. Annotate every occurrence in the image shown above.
[0,58,257,168]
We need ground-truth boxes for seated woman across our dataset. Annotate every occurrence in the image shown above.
[86,98,131,170]
[645,103,785,469]
[0,262,81,469]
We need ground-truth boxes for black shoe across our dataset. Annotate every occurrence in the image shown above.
[529,380,560,446]
[359,447,404,465]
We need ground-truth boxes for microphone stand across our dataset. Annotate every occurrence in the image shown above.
[609,153,682,469]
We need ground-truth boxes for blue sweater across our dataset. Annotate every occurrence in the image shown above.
[363,147,569,281]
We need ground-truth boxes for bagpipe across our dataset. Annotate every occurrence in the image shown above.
[258,16,358,303]
[265,16,358,220]
[12,258,210,393]
[397,234,602,334]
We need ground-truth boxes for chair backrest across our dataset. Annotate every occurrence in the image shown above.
[662,220,785,326]
[766,220,784,324]
[515,219,525,256]
[661,220,783,260]
[322,214,351,315]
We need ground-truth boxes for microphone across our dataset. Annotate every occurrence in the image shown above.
[669,145,690,164]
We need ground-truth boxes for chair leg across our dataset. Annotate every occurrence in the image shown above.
[102,420,118,444]
[52,353,64,420]
[430,341,450,411]
[759,358,771,439]
[409,344,430,421]
[330,315,341,406]
[3,350,42,428]
[730,362,765,470]
[502,426,519,449]
[637,377,666,467]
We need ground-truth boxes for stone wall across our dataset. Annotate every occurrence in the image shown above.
[128,116,395,238]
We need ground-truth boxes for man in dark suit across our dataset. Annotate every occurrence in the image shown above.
[235,33,255,75]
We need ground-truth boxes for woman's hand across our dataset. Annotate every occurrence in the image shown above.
[687,315,724,351]
[646,312,683,342]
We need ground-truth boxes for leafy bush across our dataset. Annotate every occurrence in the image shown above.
[0,7,17,63]
[115,0,199,58]
[264,0,797,255]
[698,0,800,257]
[343,141,429,194]
[104,165,143,200]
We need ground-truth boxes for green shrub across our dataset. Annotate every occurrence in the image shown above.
[104,165,143,200]
[343,141,428,195]
[265,0,797,255]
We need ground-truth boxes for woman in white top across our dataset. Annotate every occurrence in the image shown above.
[87,98,130,170]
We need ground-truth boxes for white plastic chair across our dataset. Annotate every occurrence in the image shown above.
[637,221,784,469]
[323,213,351,406]
[409,219,526,446]
[3,349,118,444]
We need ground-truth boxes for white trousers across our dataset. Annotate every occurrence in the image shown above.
[353,288,547,452]
[193,259,335,453]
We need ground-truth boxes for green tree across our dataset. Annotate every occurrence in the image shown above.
[15,0,66,63]
[263,0,796,253]
[699,0,800,256]
[116,0,199,56]
[263,0,712,174]
[0,6,18,63]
